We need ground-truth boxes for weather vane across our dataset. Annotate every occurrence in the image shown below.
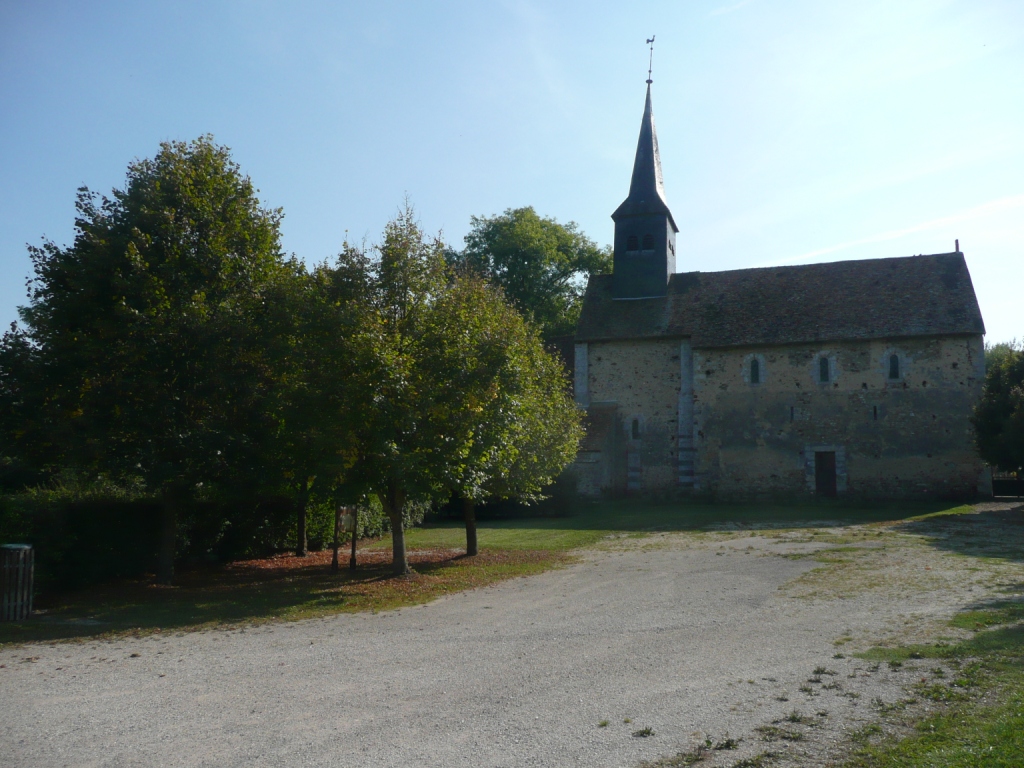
[646,35,655,84]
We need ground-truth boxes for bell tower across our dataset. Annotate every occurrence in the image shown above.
[611,82,678,298]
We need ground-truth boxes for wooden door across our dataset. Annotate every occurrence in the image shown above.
[815,451,837,497]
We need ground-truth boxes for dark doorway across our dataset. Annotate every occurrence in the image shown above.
[815,451,837,497]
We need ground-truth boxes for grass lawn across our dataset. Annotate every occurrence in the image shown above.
[844,600,1024,768]
[832,502,1024,768]
[386,497,957,552]
[0,497,964,650]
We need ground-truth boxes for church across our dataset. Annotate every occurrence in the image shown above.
[571,83,988,499]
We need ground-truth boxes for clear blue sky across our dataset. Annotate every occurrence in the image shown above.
[2,0,1021,343]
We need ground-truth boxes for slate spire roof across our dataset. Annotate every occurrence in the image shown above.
[612,84,678,232]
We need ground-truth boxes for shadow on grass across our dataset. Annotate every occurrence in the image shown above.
[962,622,1024,661]
[467,498,966,534]
[848,598,1024,767]
[893,502,1024,564]
[382,498,967,556]
[0,548,554,647]
[859,596,1024,667]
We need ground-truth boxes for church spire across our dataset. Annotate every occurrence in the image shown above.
[610,78,679,299]
[612,83,677,230]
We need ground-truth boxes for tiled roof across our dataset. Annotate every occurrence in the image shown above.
[576,252,985,347]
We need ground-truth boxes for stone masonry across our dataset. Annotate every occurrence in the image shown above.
[692,335,985,498]
[572,333,987,499]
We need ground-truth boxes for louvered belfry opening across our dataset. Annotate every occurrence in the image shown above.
[611,83,678,299]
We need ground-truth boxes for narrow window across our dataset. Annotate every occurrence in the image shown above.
[631,418,640,440]
[642,233,655,249]
[790,406,794,423]
[888,354,900,380]
[873,405,878,421]
[626,235,639,251]
[750,358,760,384]
[819,356,830,383]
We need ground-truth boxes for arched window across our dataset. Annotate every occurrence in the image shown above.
[631,418,640,440]
[626,235,639,251]
[642,233,655,249]
[819,356,830,383]
[888,354,900,380]
[750,358,760,384]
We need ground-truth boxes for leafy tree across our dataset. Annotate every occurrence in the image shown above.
[974,340,1024,473]
[985,341,1021,371]
[341,205,583,570]
[457,207,610,339]
[418,274,582,554]
[14,136,288,583]
[261,258,369,556]
[0,325,52,490]
[344,206,451,575]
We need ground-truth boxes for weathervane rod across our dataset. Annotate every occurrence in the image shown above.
[646,35,655,84]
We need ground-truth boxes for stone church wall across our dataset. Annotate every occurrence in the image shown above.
[571,334,985,499]
[692,335,986,499]
[573,338,681,494]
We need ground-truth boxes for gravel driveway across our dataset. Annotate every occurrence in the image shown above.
[2,521,1014,768]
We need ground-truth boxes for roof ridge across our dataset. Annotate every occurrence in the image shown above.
[668,252,964,280]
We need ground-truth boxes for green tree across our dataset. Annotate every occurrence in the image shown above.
[986,341,1021,371]
[14,136,287,584]
[345,206,451,575]
[261,257,369,556]
[457,207,611,339]
[0,325,52,491]
[417,274,582,555]
[974,340,1024,473]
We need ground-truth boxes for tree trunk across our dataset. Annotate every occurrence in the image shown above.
[383,482,410,575]
[462,496,478,556]
[156,497,177,586]
[295,484,309,557]
[349,507,359,571]
[331,506,341,573]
